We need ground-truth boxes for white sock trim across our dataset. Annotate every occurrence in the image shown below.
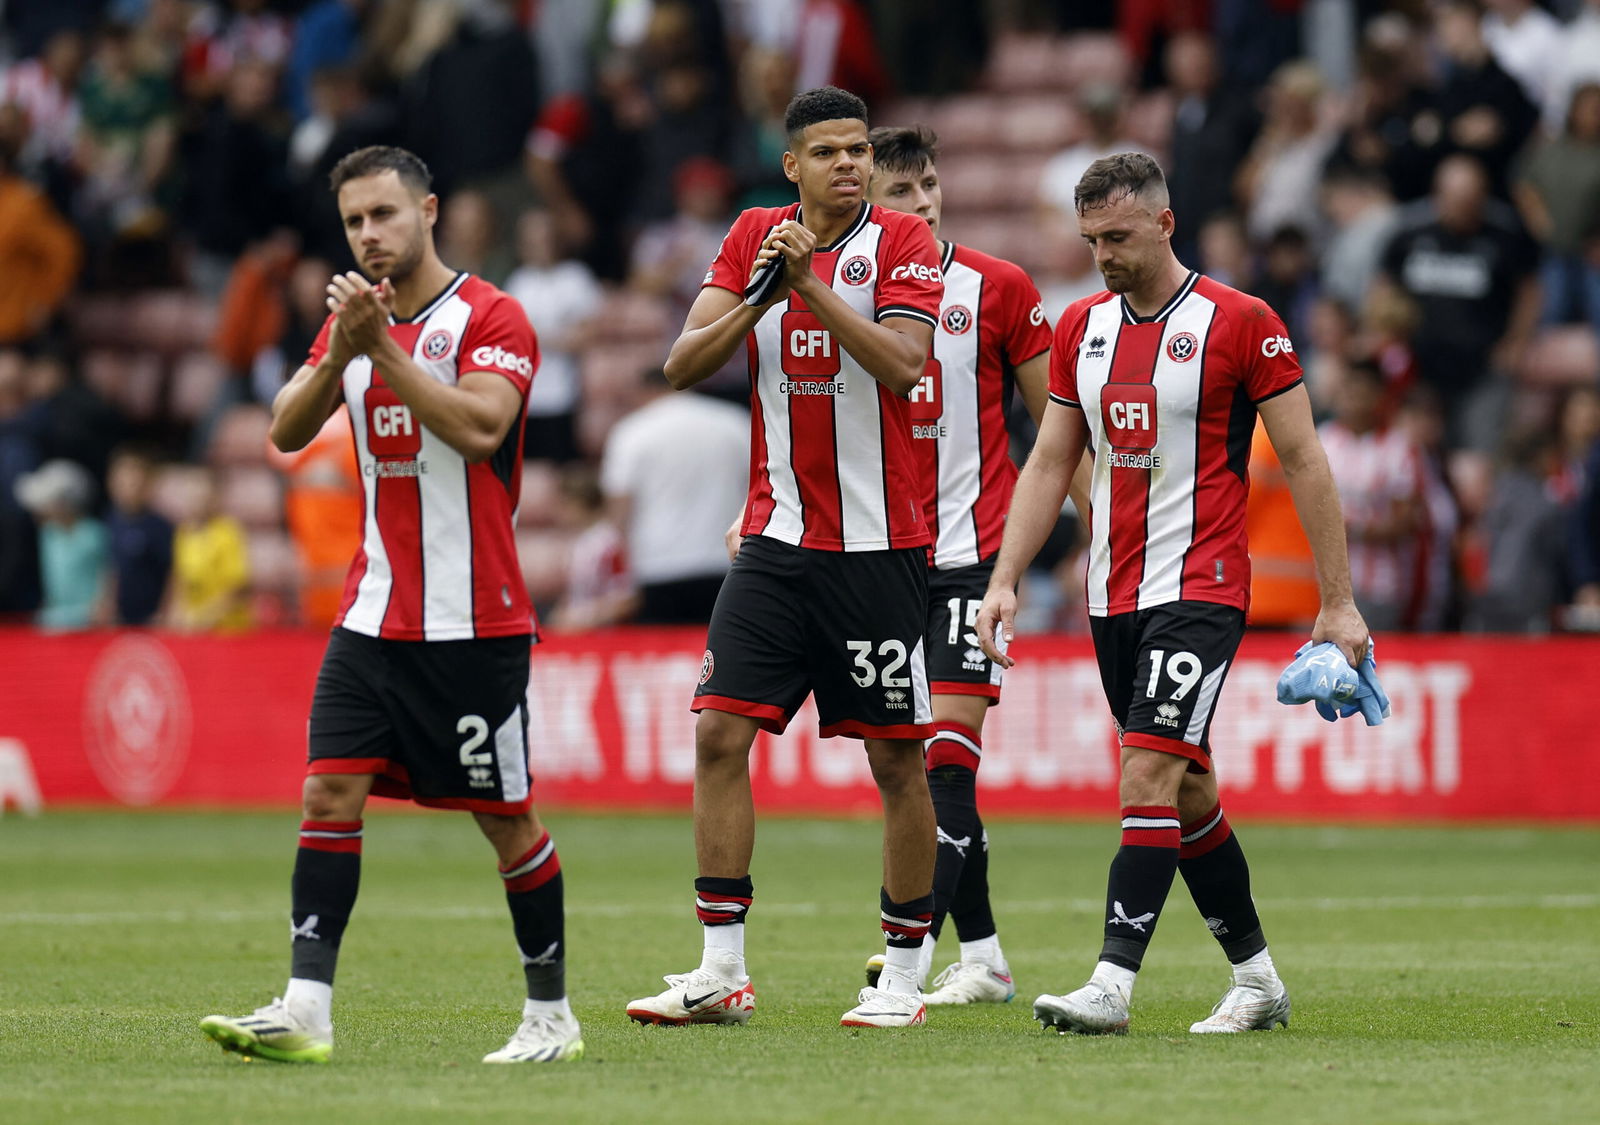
[1090,960,1137,1001]
[959,935,1002,966]
[522,996,573,1021]
[284,978,332,1027]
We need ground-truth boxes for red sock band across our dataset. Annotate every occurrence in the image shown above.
[1179,803,1233,859]
[925,720,982,772]
[500,831,561,893]
[1120,805,1180,848]
[298,819,363,854]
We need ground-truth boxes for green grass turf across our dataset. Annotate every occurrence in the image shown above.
[1,811,1596,1124]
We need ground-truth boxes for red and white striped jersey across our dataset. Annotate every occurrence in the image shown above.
[1317,421,1425,611]
[913,241,1051,569]
[1050,272,1303,616]
[306,273,539,640]
[705,202,942,552]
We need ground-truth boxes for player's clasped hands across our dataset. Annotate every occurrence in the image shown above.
[975,587,1017,670]
[326,271,393,356]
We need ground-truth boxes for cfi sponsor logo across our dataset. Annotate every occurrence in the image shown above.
[1166,331,1198,363]
[470,344,534,376]
[889,262,942,282]
[941,304,973,335]
[83,635,192,806]
[1261,334,1295,358]
[422,329,453,361]
[840,255,873,285]
[699,650,715,685]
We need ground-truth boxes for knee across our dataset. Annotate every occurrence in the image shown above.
[1118,749,1185,808]
[694,711,756,769]
[301,774,364,821]
[867,740,927,795]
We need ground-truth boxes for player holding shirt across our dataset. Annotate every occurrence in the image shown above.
[978,153,1370,1035]
[624,87,944,1030]
[201,146,581,1065]
[860,124,1051,1005]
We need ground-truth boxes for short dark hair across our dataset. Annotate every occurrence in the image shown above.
[1074,152,1169,214]
[785,86,868,146]
[868,124,939,176]
[329,145,432,196]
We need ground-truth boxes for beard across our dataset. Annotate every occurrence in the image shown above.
[362,225,425,283]
[1100,266,1132,293]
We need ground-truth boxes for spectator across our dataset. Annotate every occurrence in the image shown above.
[1164,30,1260,264]
[1567,418,1600,626]
[1555,384,1600,501]
[1234,60,1337,245]
[178,56,292,296]
[166,465,252,633]
[181,0,293,104]
[1318,360,1427,631]
[0,27,86,190]
[629,58,731,224]
[75,23,178,252]
[1548,0,1600,137]
[1379,154,1540,451]
[1037,82,1142,229]
[265,408,360,629]
[101,443,172,626]
[790,0,891,111]
[437,188,514,287]
[1513,83,1600,330]
[1301,296,1356,416]
[284,0,367,122]
[1253,225,1319,345]
[1323,19,1437,205]
[401,0,540,197]
[728,46,798,211]
[547,464,635,631]
[599,367,747,625]
[1194,210,1254,291]
[1245,419,1320,631]
[1468,425,1569,631]
[20,351,126,484]
[1481,0,1562,128]
[1424,0,1539,198]
[1395,385,1462,630]
[629,156,735,319]
[1320,166,1400,313]
[502,208,601,465]
[211,231,299,410]
[14,457,106,631]
[1355,283,1423,419]
[0,131,82,347]
[0,349,42,617]
[292,65,403,265]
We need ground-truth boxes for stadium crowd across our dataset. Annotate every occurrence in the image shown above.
[0,0,1597,635]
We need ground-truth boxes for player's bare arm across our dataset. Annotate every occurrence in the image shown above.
[976,402,1089,666]
[663,283,773,390]
[1257,383,1370,665]
[775,220,930,396]
[330,271,523,463]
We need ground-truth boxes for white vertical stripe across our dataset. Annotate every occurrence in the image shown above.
[1183,659,1229,744]
[910,635,932,725]
[494,705,529,803]
[342,357,390,637]
[416,296,475,639]
[1079,300,1123,613]
[752,308,804,544]
[932,259,984,568]
[1136,296,1212,609]
[834,223,889,548]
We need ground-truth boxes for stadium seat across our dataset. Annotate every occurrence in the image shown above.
[220,465,285,530]
[70,296,135,349]
[147,463,194,526]
[926,94,1009,153]
[1126,89,1176,156]
[206,404,273,466]
[581,341,666,407]
[169,351,229,422]
[1058,33,1132,92]
[80,349,166,422]
[984,33,1071,93]
[995,96,1082,154]
[1517,326,1600,388]
[129,290,219,355]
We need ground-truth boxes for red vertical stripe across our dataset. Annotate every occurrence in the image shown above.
[1105,324,1162,610]
[879,384,923,545]
[793,253,844,548]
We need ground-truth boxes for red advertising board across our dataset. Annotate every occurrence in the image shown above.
[0,627,1594,820]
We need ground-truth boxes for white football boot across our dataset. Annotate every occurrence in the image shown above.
[200,998,333,1063]
[924,958,1016,1005]
[626,963,756,1026]
[483,1009,585,1062]
[1189,976,1291,1033]
[1033,980,1131,1035]
[840,986,927,1028]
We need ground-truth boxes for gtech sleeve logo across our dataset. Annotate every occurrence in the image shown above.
[1261,335,1295,358]
[470,344,534,375]
[889,263,943,282]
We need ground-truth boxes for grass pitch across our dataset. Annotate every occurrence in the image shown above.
[2,810,1596,1124]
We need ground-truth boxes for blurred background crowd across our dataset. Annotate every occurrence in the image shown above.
[1,0,1597,638]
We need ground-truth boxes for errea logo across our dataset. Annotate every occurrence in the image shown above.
[889,262,942,282]
[1261,335,1295,358]
[470,344,534,376]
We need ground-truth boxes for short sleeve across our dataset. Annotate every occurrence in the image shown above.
[874,214,942,328]
[704,209,771,296]
[996,261,1052,364]
[1236,300,1303,403]
[1048,300,1091,407]
[461,294,540,397]
[305,313,335,368]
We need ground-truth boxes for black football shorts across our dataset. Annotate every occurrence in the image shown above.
[925,558,1005,702]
